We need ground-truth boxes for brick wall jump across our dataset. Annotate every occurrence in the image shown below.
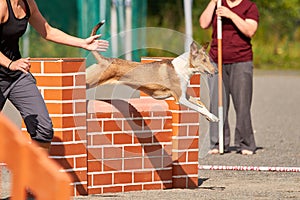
[23,57,201,196]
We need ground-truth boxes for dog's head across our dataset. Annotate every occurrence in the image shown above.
[189,42,217,75]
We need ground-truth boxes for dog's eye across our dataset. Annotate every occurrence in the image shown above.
[202,58,206,62]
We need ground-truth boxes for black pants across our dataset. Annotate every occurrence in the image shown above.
[209,61,256,152]
[0,73,53,142]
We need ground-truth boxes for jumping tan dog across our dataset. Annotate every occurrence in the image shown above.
[86,21,219,122]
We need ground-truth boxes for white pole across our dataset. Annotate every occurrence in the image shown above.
[111,0,118,58]
[125,0,132,60]
[217,0,224,154]
[183,0,193,52]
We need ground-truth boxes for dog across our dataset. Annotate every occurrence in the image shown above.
[86,21,219,122]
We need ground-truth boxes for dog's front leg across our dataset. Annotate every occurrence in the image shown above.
[178,96,219,122]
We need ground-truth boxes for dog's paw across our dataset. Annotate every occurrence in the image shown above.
[206,114,219,122]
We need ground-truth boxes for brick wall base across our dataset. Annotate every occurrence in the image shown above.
[21,58,200,196]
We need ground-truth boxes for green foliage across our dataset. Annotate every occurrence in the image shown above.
[21,0,300,69]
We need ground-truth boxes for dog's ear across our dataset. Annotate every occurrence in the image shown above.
[190,41,199,56]
[201,42,209,51]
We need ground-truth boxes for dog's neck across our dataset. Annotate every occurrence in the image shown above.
[171,52,193,82]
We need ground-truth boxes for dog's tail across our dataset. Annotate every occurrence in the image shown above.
[90,20,105,37]
[90,20,106,62]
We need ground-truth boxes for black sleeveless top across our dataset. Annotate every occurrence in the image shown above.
[0,0,31,79]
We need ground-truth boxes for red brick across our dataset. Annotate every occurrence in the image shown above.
[35,75,74,87]
[51,115,86,129]
[177,152,187,163]
[153,131,172,143]
[88,188,102,195]
[75,156,87,168]
[188,125,200,136]
[75,74,86,86]
[68,170,87,184]
[114,172,132,184]
[172,177,187,188]
[87,121,103,133]
[190,74,201,85]
[123,119,143,131]
[144,119,163,130]
[87,147,102,160]
[46,102,73,114]
[187,87,200,97]
[52,130,73,142]
[162,182,173,189]
[103,186,122,194]
[44,88,86,101]
[188,151,199,162]
[88,160,102,172]
[143,145,163,157]
[172,112,199,124]
[153,169,172,182]
[180,138,199,150]
[172,164,198,176]
[134,171,152,183]
[124,158,142,170]
[75,101,86,113]
[30,61,42,73]
[91,134,112,146]
[162,118,173,129]
[144,157,162,169]
[163,156,173,168]
[187,176,199,188]
[124,185,142,192]
[43,61,62,73]
[114,133,133,144]
[103,147,122,159]
[93,112,112,119]
[62,60,86,73]
[133,132,153,144]
[103,160,122,171]
[103,120,123,132]
[144,183,162,190]
[93,173,113,186]
[124,146,143,157]
[50,143,86,156]
[74,129,87,141]
[53,157,74,169]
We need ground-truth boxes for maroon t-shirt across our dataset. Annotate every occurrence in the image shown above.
[209,0,259,64]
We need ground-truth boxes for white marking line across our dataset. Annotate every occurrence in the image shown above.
[198,165,300,172]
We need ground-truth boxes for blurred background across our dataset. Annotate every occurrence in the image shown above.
[22,0,300,70]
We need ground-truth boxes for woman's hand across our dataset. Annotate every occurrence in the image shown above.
[83,34,109,52]
[8,58,31,73]
[216,6,234,19]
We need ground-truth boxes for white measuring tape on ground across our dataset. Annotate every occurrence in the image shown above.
[198,165,300,172]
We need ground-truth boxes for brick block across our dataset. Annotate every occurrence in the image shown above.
[134,171,153,183]
[114,172,132,184]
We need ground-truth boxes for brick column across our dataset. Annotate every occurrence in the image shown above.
[22,58,88,196]
[86,99,173,194]
[167,74,200,188]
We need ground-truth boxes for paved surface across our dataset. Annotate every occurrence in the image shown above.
[1,70,300,199]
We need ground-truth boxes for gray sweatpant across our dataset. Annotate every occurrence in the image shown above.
[209,61,256,152]
[0,73,53,142]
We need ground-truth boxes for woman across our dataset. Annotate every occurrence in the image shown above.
[0,0,109,151]
[199,0,259,155]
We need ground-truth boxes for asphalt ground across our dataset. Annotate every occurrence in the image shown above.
[1,70,300,199]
